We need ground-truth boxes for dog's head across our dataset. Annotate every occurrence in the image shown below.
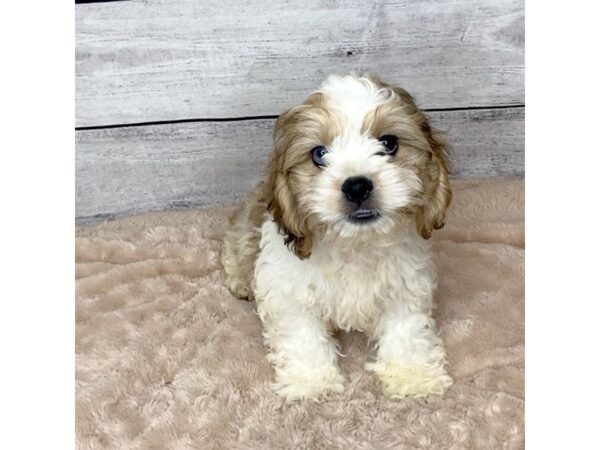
[265,73,451,259]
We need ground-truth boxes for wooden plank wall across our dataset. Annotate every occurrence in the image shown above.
[76,0,525,223]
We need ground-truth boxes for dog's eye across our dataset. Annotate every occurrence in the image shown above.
[379,135,399,156]
[311,146,329,167]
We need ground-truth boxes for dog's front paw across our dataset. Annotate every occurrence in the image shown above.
[366,361,452,399]
[272,365,345,401]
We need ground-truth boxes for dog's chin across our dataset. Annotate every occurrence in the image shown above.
[313,202,408,240]
[321,207,399,241]
[346,208,380,224]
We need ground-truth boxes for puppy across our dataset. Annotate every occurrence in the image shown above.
[222,73,452,401]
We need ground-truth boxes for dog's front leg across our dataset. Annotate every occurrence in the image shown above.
[257,299,344,401]
[366,300,452,399]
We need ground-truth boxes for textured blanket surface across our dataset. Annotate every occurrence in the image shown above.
[76,178,524,449]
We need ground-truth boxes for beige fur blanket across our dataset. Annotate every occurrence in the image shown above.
[76,178,524,449]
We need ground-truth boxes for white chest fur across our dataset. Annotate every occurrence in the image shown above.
[254,217,437,333]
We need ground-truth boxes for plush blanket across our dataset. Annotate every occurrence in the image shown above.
[76,178,524,449]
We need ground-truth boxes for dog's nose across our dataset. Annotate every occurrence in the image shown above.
[341,176,373,204]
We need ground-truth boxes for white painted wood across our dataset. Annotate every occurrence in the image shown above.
[76,108,523,224]
[437,107,525,178]
[75,0,524,127]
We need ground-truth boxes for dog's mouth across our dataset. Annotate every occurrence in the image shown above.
[347,208,380,224]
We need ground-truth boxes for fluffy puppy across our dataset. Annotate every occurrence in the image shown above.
[222,73,452,401]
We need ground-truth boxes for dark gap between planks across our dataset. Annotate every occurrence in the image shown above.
[75,104,525,131]
[76,0,128,4]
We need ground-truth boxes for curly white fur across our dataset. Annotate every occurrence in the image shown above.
[254,216,451,400]
[222,73,453,401]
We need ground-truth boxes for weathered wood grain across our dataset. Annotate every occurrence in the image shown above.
[76,107,523,223]
[75,0,524,127]
[437,107,525,178]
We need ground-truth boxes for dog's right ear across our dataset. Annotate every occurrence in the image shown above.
[264,108,313,259]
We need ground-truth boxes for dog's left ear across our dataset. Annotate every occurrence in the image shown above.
[415,118,452,239]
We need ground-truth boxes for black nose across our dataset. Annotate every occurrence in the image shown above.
[341,176,373,204]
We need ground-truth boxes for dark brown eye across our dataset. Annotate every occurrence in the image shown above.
[379,135,399,156]
[311,146,329,167]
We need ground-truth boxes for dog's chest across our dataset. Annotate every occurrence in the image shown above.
[306,238,431,331]
[255,220,434,332]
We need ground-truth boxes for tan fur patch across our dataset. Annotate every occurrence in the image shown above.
[363,78,452,239]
